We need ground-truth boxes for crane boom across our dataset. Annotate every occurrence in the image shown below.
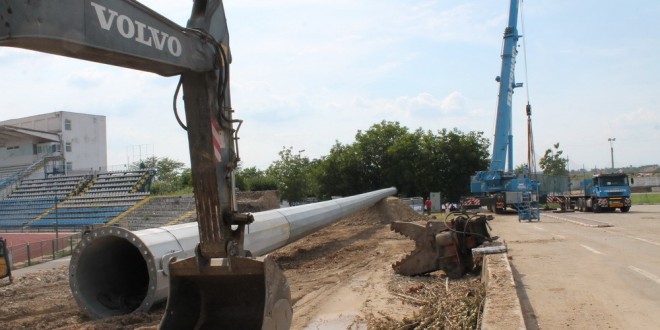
[468,0,539,221]
[490,0,522,172]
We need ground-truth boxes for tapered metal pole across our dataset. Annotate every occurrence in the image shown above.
[608,138,615,169]
[69,187,396,319]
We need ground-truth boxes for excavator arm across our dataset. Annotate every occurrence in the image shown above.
[1,1,291,329]
[0,0,219,75]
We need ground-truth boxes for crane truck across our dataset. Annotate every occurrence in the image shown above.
[562,172,632,212]
[574,172,632,212]
[465,0,539,221]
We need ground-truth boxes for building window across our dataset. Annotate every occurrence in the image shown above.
[65,119,72,130]
[66,162,73,172]
[65,142,72,152]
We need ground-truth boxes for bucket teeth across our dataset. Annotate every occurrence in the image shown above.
[392,246,440,276]
[390,222,428,241]
[391,221,445,276]
[392,215,495,278]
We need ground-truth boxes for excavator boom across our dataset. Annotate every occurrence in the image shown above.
[0,0,218,76]
[1,0,291,328]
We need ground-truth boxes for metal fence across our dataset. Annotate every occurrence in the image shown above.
[632,176,660,187]
[7,234,82,269]
[400,197,424,214]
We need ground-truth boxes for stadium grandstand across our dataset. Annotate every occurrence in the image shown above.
[0,111,159,231]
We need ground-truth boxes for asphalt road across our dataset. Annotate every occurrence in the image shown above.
[489,205,660,330]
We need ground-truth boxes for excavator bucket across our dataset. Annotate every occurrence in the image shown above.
[0,238,10,280]
[160,254,292,330]
[391,213,495,279]
[390,221,465,277]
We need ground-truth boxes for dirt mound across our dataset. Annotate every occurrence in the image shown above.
[341,197,427,226]
[0,196,483,329]
[237,190,280,212]
[270,197,483,329]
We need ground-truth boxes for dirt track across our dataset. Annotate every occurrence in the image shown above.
[0,197,485,329]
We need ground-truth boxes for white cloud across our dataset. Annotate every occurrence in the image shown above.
[440,91,466,112]
[1,0,658,172]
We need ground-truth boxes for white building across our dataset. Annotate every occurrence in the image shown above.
[0,111,107,177]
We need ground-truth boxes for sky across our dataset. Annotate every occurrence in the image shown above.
[1,0,659,172]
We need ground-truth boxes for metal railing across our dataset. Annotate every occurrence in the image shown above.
[6,233,82,269]
[400,196,424,214]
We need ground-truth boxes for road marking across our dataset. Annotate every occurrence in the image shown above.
[629,266,660,285]
[554,234,566,240]
[544,213,611,227]
[580,244,603,255]
[625,235,660,247]
[533,225,546,231]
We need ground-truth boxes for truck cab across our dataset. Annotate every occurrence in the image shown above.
[579,173,632,212]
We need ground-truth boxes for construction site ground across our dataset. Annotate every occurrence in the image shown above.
[0,197,491,329]
[6,201,657,329]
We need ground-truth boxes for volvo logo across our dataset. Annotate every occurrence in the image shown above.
[90,2,182,57]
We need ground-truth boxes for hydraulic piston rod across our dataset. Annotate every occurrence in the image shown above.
[69,187,396,319]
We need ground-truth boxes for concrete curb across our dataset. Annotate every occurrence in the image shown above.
[481,252,525,330]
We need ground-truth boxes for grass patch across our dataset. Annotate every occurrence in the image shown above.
[632,193,660,204]
[153,186,194,196]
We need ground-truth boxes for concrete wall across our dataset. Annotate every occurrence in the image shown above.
[632,176,660,187]
[60,112,107,172]
[0,112,60,168]
[0,111,107,173]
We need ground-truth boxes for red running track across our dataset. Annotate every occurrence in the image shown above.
[1,232,76,264]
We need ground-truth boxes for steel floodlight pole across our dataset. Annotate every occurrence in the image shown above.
[608,138,615,170]
[69,188,396,319]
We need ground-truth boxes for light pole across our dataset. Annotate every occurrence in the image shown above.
[608,138,616,170]
[54,190,59,251]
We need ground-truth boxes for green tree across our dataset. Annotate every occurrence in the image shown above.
[384,128,426,197]
[266,147,313,203]
[247,176,279,191]
[354,121,410,190]
[314,122,489,201]
[132,156,188,194]
[430,128,490,201]
[514,163,530,175]
[178,168,192,189]
[539,143,568,176]
[235,165,264,191]
[315,142,364,197]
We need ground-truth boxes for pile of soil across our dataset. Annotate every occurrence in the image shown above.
[0,197,485,329]
[237,190,281,212]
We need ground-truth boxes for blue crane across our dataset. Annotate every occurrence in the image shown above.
[469,0,539,220]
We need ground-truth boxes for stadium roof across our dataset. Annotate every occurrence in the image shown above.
[0,125,59,147]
